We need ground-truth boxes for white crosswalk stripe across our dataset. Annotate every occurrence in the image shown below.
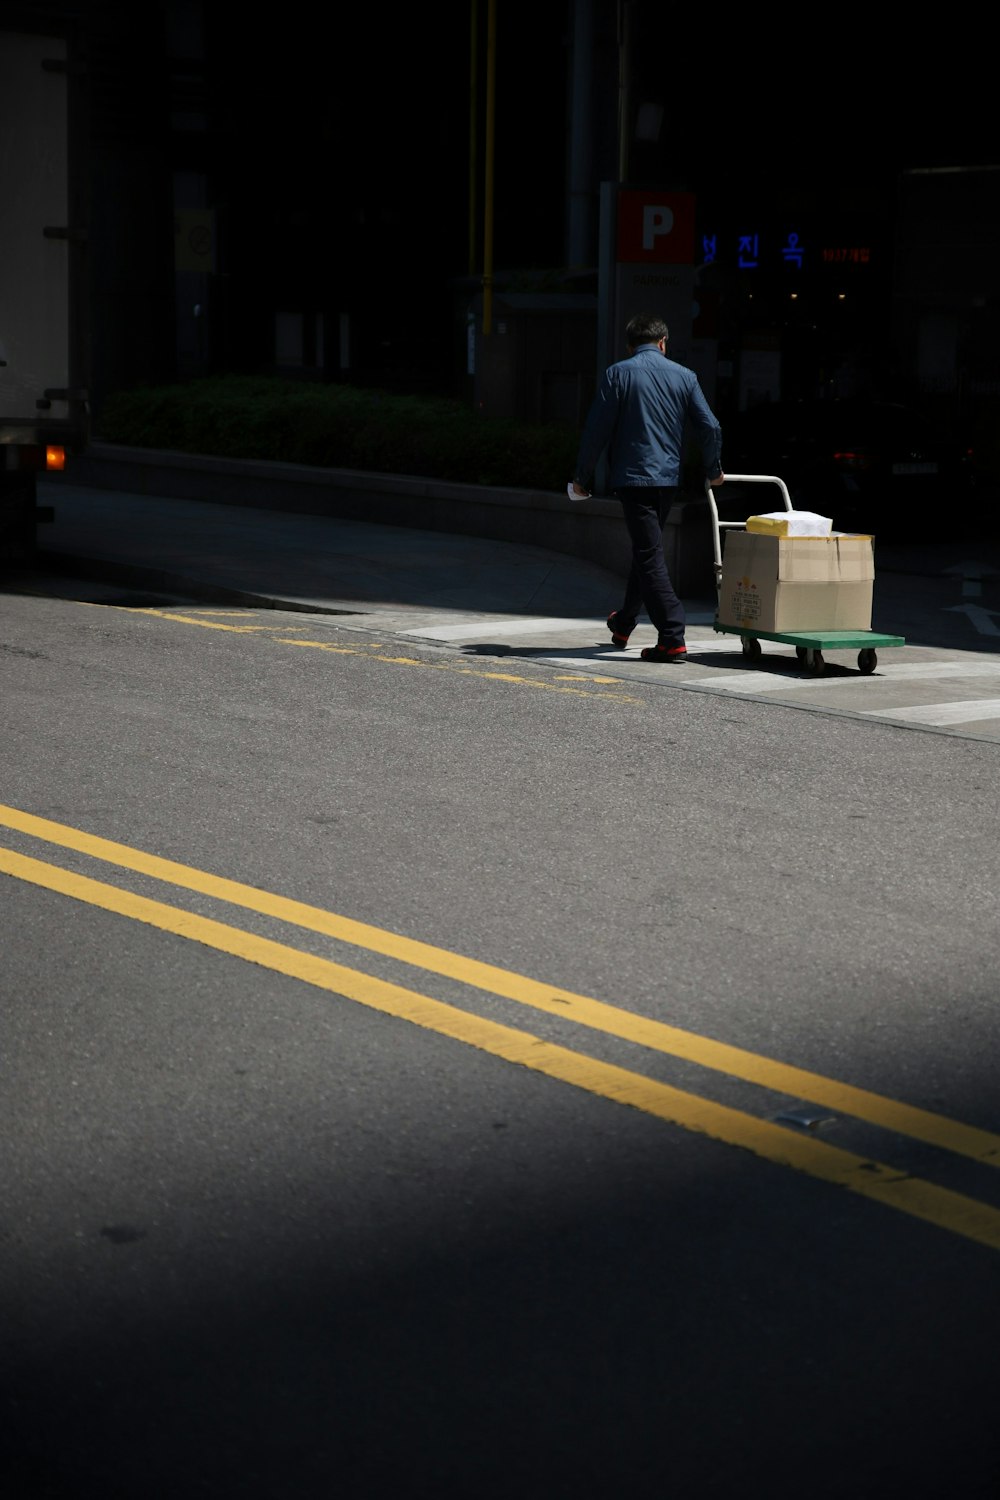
[400,617,600,640]
[400,610,722,642]
[866,700,1000,725]
[682,661,1000,693]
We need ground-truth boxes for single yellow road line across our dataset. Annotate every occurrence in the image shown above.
[3,842,1000,1253]
[133,609,285,633]
[278,637,638,698]
[1,802,997,1168]
[122,609,636,698]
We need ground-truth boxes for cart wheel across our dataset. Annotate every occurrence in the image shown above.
[858,648,878,674]
[741,636,762,662]
[795,646,808,665]
[806,649,826,676]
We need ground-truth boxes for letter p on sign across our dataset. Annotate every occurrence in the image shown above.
[617,190,695,263]
[642,205,675,251]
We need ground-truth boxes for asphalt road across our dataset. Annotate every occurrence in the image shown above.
[2,484,1000,1497]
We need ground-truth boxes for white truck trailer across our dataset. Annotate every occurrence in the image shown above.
[0,22,88,560]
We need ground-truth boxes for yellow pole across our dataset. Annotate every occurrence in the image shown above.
[617,0,630,183]
[483,0,496,336]
[468,0,478,277]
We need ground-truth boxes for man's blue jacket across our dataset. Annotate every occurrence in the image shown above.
[574,344,723,491]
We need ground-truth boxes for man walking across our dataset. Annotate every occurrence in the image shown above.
[570,312,725,662]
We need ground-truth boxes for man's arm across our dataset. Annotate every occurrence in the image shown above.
[572,372,620,491]
[687,379,724,481]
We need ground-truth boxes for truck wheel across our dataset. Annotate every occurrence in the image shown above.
[0,473,39,567]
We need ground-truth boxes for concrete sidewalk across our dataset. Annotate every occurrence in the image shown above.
[23,452,1000,634]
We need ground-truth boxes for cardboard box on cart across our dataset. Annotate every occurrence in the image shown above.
[719,531,875,633]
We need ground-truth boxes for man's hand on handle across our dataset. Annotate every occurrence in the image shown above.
[569,475,723,495]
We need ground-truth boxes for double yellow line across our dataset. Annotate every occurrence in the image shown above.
[2,800,999,1251]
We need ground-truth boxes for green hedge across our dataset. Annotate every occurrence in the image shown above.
[95,377,580,492]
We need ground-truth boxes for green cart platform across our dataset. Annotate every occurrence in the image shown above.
[706,474,906,677]
[712,621,906,675]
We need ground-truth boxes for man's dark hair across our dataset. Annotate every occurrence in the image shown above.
[626,313,669,348]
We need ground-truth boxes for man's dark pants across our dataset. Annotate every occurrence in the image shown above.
[614,485,686,648]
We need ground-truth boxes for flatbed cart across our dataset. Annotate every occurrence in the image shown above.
[706,473,906,676]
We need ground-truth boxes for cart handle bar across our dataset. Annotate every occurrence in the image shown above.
[704,474,793,584]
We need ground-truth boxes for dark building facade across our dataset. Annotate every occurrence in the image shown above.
[4,0,997,471]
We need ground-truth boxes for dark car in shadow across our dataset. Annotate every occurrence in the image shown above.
[722,397,977,535]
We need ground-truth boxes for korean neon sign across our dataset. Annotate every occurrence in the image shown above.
[700,232,872,270]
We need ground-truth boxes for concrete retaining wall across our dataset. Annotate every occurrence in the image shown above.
[63,443,717,598]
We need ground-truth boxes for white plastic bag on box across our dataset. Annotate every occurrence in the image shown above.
[746,510,833,537]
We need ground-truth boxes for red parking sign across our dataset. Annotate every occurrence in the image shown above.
[616,190,695,264]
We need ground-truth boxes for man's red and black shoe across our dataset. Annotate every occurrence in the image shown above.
[640,642,689,663]
[606,611,636,648]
